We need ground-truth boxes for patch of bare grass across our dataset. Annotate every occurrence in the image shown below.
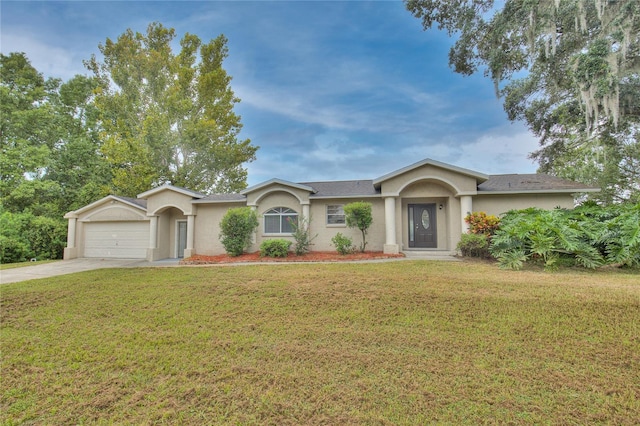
[1,261,639,424]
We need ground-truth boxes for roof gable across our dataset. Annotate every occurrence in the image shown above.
[373,158,488,187]
[241,178,315,195]
[64,195,147,218]
[137,184,205,200]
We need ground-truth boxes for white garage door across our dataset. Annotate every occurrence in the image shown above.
[84,221,149,259]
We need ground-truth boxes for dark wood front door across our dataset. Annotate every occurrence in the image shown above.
[408,204,437,248]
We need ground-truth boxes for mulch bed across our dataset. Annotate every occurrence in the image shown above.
[180,251,406,265]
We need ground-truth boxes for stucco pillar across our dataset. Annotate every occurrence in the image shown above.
[67,217,77,248]
[302,203,310,230]
[383,197,399,254]
[184,214,195,258]
[460,195,473,233]
[250,205,258,246]
[147,216,160,261]
[63,216,78,259]
[149,216,158,249]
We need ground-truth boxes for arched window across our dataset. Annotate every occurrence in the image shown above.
[264,207,297,234]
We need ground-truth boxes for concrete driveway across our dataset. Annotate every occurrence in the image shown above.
[1,258,178,285]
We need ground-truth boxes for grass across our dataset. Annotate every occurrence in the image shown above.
[0,259,57,270]
[1,261,639,424]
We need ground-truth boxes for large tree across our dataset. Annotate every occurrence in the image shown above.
[1,53,109,261]
[405,0,640,203]
[85,22,258,196]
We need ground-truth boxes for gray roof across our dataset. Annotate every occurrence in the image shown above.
[114,195,147,209]
[301,180,380,198]
[478,174,599,193]
[195,193,247,203]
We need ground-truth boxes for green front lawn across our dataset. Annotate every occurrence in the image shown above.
[2,261,639,424]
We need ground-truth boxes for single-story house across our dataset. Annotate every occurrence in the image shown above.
[63,158,599,260]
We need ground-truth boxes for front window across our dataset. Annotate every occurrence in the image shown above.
[326,204,345,225]
[264,207,297,233]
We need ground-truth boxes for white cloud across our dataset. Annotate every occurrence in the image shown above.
[1,31,88,80]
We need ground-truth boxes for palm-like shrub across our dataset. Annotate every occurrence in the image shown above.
[490,208,604,270]
[490,203,640,270]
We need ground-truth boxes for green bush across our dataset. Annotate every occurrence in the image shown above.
[0,235,31,264]
[0,211,35,263]
[219,207,259,257]
[260,239,292,258]
[457,233,491,258]
[25,216,66,260]
[290,215,316,256]
[331,232,355,255]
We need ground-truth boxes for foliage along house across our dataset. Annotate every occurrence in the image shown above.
[63,158,598,260]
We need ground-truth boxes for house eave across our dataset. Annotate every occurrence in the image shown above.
[309,194,381,200]
[192,198,247,204]
[477,188,601,195]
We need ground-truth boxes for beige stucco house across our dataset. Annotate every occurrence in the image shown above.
[63,158,598,260]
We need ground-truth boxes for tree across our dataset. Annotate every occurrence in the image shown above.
[405,0,640,203]
[1,53,111,260]
[45,75,112,211]
[85,22,258,196]
[0,53,57,198]
[344,202,373,252]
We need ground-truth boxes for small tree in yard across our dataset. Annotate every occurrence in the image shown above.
[289,215,316,256]
[219,207,258,256]
[344,202,373,253]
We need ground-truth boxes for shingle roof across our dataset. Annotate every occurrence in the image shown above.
[114,195,147,209]
[478,174,599,193]
[301,180,380,198]
[194,193,247,203]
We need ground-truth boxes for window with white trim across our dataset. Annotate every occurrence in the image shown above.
[326,204,345,225]
[264,207,297,233]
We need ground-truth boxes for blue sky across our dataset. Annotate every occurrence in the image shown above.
[1,0,540,186]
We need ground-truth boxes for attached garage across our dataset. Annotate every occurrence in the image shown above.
[64,195,150,260]
[83,221,149,259]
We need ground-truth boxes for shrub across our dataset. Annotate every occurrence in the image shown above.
[25,216,66,260]
[344,202,373,252]
[0,235,31,264]
[260,239,292,258]
[489,207,605,270]
[465,211,500,235]
[457,233,491,258]
[289,215,316,256]
[219,207,259,256]
[331,232,355,255]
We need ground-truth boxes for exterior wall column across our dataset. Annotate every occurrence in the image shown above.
[149,216,158,249]
[250,205,258,246]
[383,196,399,254]
[184,214,196,258]
[460,195,473,233]
[302,203,310,231]
[146,215,160,261]
[63,216,78,259]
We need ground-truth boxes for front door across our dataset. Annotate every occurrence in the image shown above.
[177,220,187,258]
[408,204,437,248]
